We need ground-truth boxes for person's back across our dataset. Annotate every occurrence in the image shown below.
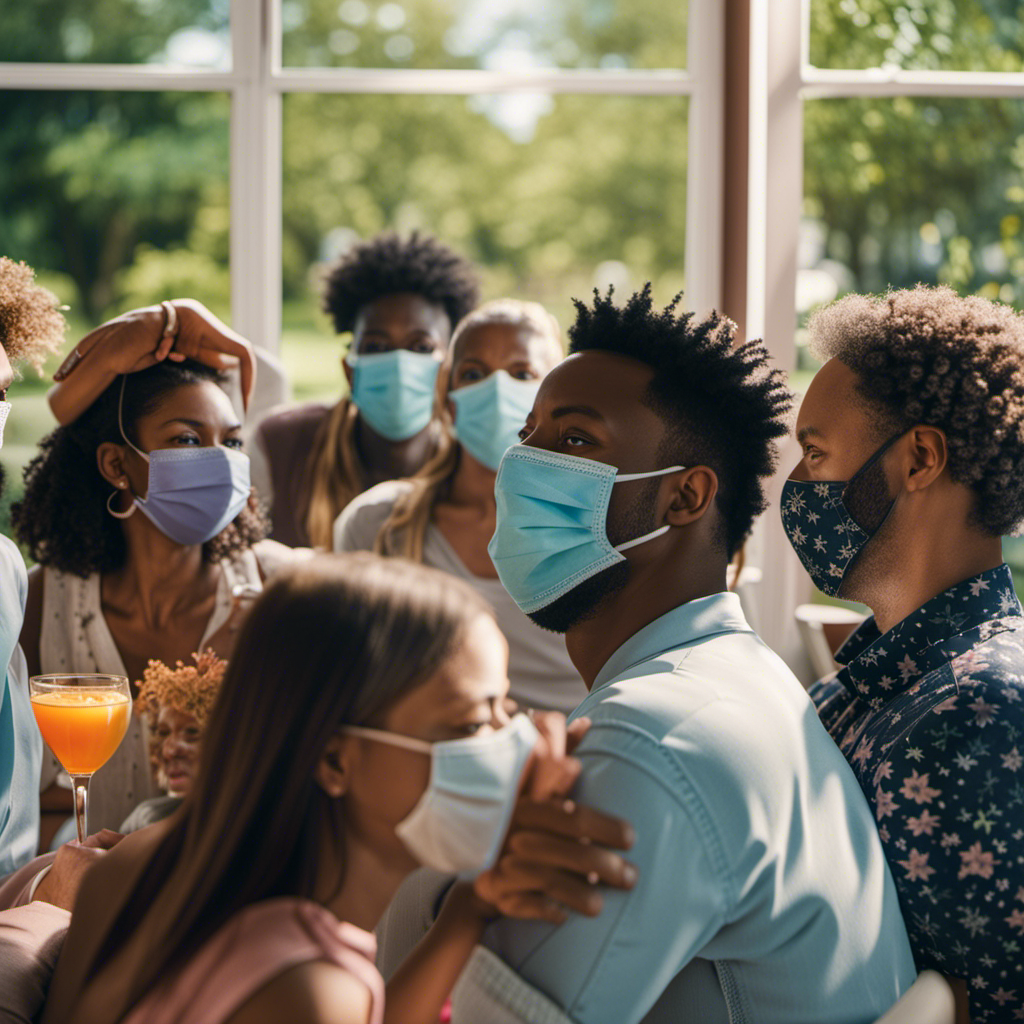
[488,592,914,1023]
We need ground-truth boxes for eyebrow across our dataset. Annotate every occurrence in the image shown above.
[161,417,242,432]
[551,404,605,422]
[796,425,823,444]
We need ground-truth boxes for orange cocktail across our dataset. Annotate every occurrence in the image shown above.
[31,690,132,776]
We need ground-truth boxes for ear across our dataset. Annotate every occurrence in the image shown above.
[96,442,131,490]
[664,466,718,526]
[314,734,352,799]
[902,426,947,492]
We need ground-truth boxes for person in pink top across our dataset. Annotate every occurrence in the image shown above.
[42,553,636,1024]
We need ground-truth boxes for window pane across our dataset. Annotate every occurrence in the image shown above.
[0,0,230,66]
[282,0,687,71]
[809,0,1024,72]
[280,92,688,402]
[802,95,1024,593]
[0,90,230,537]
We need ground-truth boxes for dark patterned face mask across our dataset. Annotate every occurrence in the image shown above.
[780,433,903,597]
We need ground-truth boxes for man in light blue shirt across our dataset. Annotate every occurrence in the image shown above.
[481,287,916,1023]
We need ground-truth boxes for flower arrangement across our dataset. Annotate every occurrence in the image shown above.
[134,649,227,729]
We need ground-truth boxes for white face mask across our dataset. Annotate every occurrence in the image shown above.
[344,713,539,875]
[0,400,10,449]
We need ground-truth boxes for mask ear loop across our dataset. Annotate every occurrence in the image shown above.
[613,464,688,552]
[107,374,150,520]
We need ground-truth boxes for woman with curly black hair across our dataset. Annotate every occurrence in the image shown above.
[253,231,480,548]
[14,358,300,833]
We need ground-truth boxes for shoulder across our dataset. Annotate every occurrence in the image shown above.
[333,480,413,552]
[256,403,331,446]
[224,959,373,1024]
[252,538,314,579]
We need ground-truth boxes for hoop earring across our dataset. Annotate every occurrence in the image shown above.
[107,490,136,520]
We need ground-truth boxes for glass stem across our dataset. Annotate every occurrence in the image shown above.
[71,776,89,843]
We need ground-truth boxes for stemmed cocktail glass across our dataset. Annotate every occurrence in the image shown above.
[29,674,132,843]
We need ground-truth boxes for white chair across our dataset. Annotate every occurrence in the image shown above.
[874,970,957,1024]
[794,603,866,679]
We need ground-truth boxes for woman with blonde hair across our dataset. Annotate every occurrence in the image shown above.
[335,299,587,714]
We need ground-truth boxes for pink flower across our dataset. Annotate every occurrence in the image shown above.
[969,697,998,726]
[1003,748,1023,772]
[900,770,941,804]
[898,848,936,882]
[1007,909,1024,936]
[959,842,999,880]
[876,787,899,820]
[993,988,1017,1007]
[852,736,875,767]
[906,809,941,836]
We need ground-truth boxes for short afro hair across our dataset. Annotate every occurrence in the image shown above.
[809,285,1024,536]
[12,359,268,577]
[0,257,67,372]
[568,285,794,554]
[321,231,480,336]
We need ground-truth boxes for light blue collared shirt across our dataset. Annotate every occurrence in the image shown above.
[0,535,41,874]
[487,592,916,1024]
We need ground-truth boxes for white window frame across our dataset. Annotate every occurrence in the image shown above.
[0,0,725,352]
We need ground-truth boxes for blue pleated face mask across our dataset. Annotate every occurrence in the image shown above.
[346,349,441,442]
[488,445,685,615]
[450,370,541,472]
[115,376,252,546]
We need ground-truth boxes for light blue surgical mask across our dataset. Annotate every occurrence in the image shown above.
[346,349,441,442]
[0,400,10,449]
[450,370,540,472]
[488,445,685,615]
[343,713,538,874]
[111,376,252,546]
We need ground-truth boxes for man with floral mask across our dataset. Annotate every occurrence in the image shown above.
[783,285,1024,1023]
[468,286,915,1024]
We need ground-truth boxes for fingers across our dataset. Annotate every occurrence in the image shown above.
[506,829,637,890]
[565,716,591,755]
[513,797,635,851]
[492,858,606,918]
[173,301,256,410]
[80,829,124,850]
[526,754,581,803]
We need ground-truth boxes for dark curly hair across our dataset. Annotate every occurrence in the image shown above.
[12,360,268,578]
[809,285,1024,536]
[568,285,794,555]
[321,231,480,336]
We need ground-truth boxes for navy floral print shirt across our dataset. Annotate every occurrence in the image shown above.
[811,564,1024,1023]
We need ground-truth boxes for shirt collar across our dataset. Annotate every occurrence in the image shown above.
[833,563,1022,702]
[593,591,754,692]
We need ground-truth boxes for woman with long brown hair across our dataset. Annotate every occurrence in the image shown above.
[41,554,635,1024]
[335,299,587,715]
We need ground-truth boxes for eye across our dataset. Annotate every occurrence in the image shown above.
[224,437,244,450]
[511,368,539,381]
[185,729,201,742]
[563,433,589,448]
[360,340,388,354]
[410,338,437,354]
[174,433,201,446]
[457,367,485,383]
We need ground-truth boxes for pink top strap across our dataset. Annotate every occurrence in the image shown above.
[123,898,384,1024]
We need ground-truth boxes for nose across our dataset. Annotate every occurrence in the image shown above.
[788,457,810,482]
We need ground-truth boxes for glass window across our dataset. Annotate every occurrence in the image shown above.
[281,0,688,71]
[809,0,1024,73]
[279,91,688,402]
[0,89,230,536]
[0,0,230,66]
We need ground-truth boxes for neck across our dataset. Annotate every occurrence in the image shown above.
[355,415,436,486]
[322,833,411,933]
[565,546,728,688]
[447,449,496,513]
[103,518,214,627]
[865,530,1004,634]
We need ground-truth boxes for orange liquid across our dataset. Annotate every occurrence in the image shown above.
[31,691,132,776]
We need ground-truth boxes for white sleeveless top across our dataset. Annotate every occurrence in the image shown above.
[38,544,290,833]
